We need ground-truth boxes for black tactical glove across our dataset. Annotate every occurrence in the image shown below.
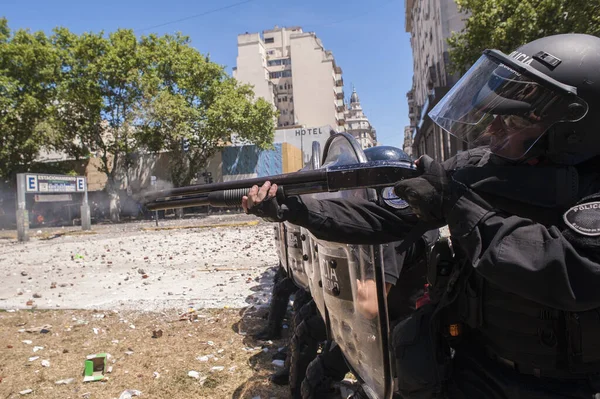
[393,155,461,223]
[244,182,290,223]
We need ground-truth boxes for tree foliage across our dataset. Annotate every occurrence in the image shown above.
[447,0,600,73]
[0,18,60,181]
[0,18,276,220]
[138,33,275,188]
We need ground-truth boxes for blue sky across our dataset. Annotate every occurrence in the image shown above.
[2,0,413,148]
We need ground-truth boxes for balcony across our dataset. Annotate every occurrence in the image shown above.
[335,78,344,87]
[334,86,344,99]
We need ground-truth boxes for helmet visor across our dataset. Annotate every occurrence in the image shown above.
[429,51,589,160]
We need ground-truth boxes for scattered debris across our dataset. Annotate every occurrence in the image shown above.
[178,309,198,322]
[55,378,75,385]
[152,329,163,338]
[153,371,160,379]
[41,359,50,367]
[28,356,39,362]
[118,389,142,399]
[272,360,285,367]
[188,370,201,379]
[211,366,224,372]
[83,353,111,382]
[19,389,33,395]
[22,340,32,345]
[32,346,44,352]
[24,324,52,334]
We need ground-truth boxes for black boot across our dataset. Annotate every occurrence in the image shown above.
[271,366,290,385]
[254,277,297,340]
[272,346,288,361]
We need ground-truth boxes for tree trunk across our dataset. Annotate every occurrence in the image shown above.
[106,178,121,223]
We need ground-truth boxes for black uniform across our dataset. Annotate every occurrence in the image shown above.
[282,147,600,398]
[246,33,600,399]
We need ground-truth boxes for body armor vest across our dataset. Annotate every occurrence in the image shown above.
[442,152,600,378]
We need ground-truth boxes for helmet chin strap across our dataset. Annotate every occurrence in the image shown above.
[543,125,596,165]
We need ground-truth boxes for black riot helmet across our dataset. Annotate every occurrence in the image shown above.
[429,34,600,164]
[364,145,413,163]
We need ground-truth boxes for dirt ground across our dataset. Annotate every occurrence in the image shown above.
[0,306,291,399]
[0,213,294,398]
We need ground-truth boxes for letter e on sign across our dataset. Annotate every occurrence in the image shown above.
[76,177,85,192]
[26,175,38,192]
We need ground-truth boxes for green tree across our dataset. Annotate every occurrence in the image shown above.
[52,28,148,222]
[139,33,276,189]
[447,0,600,73]
[0,18,61,182]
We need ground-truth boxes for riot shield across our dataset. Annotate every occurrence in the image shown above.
[285,223,309,289]
[311,133,393,399]
[273,223,289,274]
[283,140,324,291]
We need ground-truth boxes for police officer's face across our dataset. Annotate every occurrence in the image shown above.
[485,114,547,159]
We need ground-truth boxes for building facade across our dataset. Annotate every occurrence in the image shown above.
[345,87,377,149]
[404,0,466,162]
[233,26,347,132]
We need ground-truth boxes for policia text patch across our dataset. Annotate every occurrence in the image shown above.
[563,201,600,237]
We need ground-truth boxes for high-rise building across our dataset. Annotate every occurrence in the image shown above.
[233,26,347,132]
[345,87,377,149]
[403,125,414,157]
[404,0,465,161]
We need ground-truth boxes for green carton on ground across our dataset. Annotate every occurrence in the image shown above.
[83,353,111,382]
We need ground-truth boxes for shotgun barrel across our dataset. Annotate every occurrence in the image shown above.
[144,160,418,211]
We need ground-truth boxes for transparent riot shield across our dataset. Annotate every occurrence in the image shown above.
[285,223,309,289]
[284,140,324,292]
[273,222,289,274]
[310,133,393,399]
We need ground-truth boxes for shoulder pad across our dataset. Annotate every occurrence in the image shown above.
[381,186,410,209]
[563,201,600,236]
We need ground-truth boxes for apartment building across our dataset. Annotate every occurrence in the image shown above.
[233,26,347,132]
[404,0,465,161]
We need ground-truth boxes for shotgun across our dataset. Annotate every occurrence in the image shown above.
[144,160,418,211]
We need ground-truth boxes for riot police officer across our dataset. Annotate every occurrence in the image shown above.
[246,145,437,398]
[244,33,600,398]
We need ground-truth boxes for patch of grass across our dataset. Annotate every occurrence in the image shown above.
[0,308,290,398]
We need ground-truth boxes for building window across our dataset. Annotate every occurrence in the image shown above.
[265,37,274,44]
[267,58,291,66]
[290,96,293,102]
[269,70,292,79]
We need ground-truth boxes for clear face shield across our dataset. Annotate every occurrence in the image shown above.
[429,50,589,160]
